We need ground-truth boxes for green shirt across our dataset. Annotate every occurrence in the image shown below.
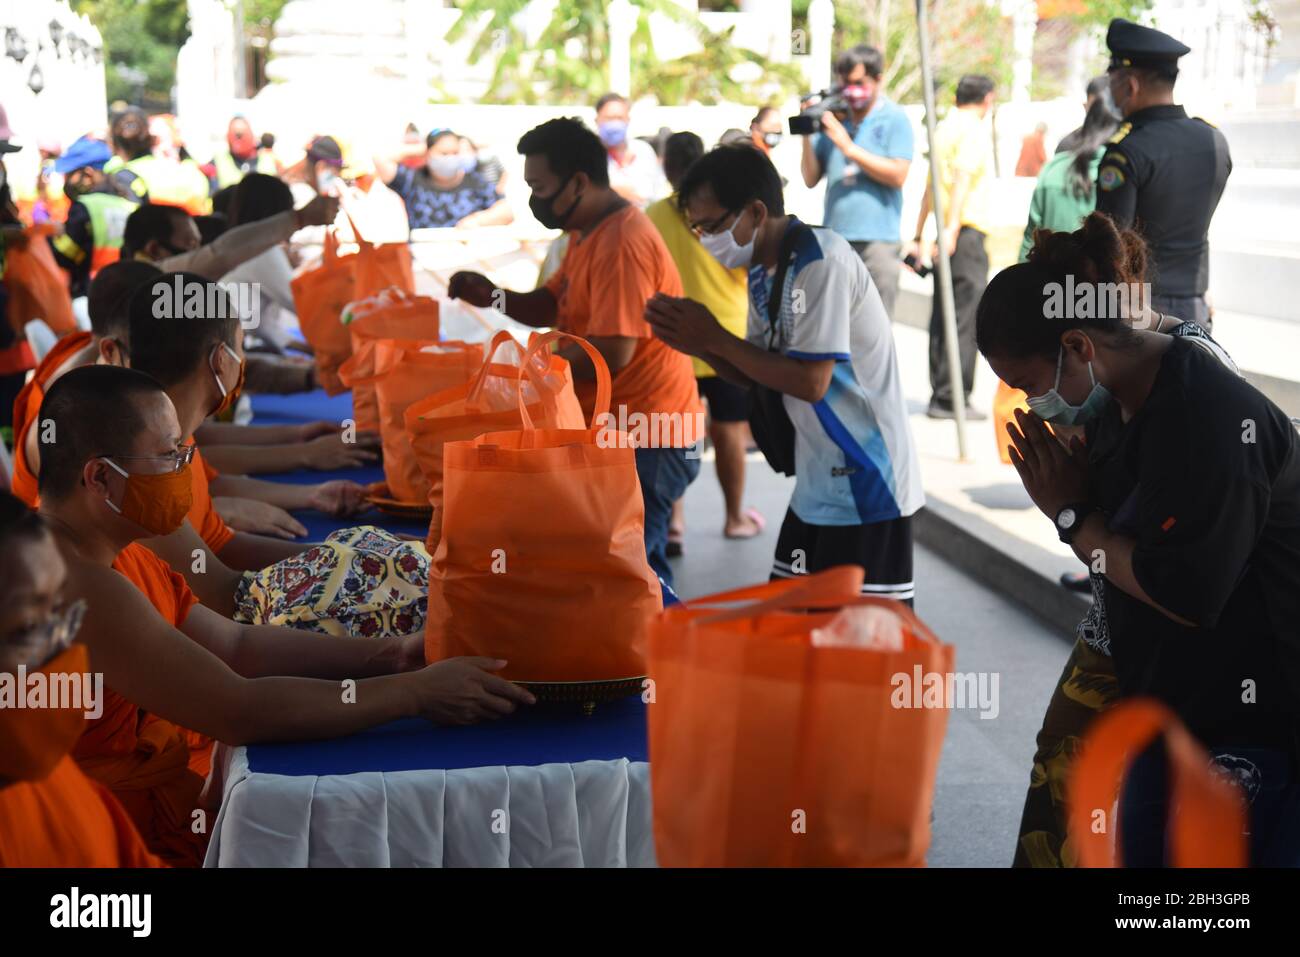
[1018,147,1104,262]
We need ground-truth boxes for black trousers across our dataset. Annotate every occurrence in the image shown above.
[928,226,988,408]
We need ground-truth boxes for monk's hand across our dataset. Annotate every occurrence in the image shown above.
[295,420,343,441]
[299,431,379,470]
[213,496,308,540]
[416,657,536,725]
[1007,408,1090,519]
[645,294,723,358]
[306,480,370,517]
[447,271,498,308]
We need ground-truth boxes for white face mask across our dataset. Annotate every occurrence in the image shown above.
[427,155,463,179]
[316,169,339,196]
[700,208,756,270]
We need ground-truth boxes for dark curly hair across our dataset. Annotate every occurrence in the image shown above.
[975,212,1149,360]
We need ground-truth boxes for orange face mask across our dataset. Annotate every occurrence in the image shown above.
[211,342,246,417]
[102,458,195,537]
[0,643,91,782]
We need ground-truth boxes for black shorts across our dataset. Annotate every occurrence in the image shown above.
[771,509,915,604]
[697,375,750,423]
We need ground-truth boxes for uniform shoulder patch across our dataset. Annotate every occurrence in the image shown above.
[1098,165,1126,192]
[1107,122,1132,145]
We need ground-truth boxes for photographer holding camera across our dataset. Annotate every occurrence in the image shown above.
[799,45,913,320]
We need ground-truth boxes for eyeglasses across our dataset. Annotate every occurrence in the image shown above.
[690,209,740,239]
[106,442,196,474]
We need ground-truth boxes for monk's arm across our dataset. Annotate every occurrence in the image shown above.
[217,531,309,570]
[142,521,243,617]
[70,564,429,745]
[180,603,423,679]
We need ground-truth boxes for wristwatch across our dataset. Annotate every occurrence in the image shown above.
[1055,503,1096,545]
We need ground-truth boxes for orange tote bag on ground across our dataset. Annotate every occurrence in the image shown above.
[371,338,482,504]
[647,566,954,867]
[406,329,587,553]
[290,229,356,395]
[337,289,441,432]
[5,225,76,338]
[425,332,661,681]
[1068,698,1247,868]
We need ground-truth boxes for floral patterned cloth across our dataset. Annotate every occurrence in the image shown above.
[233,526,428,639]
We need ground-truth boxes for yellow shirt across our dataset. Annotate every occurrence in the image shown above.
[932,108,993,236]
[645,195,749,378]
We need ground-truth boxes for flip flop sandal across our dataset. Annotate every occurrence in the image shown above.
[724,507,766,540]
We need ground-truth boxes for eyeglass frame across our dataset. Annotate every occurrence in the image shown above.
[100,442,197,475]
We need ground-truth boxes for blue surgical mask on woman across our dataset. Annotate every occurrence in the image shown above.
[598,121,628,148]
[1026,346,1113,426]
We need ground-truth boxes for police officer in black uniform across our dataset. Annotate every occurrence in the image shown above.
[1096,19,1232,330]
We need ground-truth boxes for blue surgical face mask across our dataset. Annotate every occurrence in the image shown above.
[1025,347,1112,426]
[598,121,628,148]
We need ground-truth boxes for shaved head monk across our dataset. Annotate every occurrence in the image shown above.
[0,490,162,867]
[13,265,377,531]
[13,260,162,506]
[36,365,534,865]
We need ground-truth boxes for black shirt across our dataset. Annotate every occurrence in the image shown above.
[1094,104,1231,299]
[1087,337,1300,748]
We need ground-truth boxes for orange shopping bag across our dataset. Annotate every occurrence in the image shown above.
[371,338,482,504]
[1068,698,1247,868]
[290,229,357,395]
[647,566,954,867]
[5,224,76,337]
[425,332,661,680]
[349,212,415,299]
[338,288,441,432]
[993,379,1030,465]
[405,329,587,552]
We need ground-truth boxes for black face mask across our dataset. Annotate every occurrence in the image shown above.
[529,174,581,230]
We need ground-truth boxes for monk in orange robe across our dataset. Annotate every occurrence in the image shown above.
[0,490,161,868]
[36,364,532,865]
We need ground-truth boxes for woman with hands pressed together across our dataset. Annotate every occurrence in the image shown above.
[979,212,1300,867]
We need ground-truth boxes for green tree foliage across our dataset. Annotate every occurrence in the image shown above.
[447,0,805,105]
[71,0,190,107]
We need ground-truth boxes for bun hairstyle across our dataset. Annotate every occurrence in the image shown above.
[975,212,1149,360]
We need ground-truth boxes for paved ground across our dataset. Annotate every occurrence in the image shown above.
[672,450,1072,868]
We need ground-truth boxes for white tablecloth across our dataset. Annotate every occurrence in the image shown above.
[202,744,657,867]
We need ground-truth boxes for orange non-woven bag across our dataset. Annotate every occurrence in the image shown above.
[5,225,76,338]
[372,338,483,504]
[406,329,587,553]
[1068,698,1247,868]
[337,289,441,432]
[425,333,661,681]
[290,229,357,395]
[647,566,954,867]
[993,379,1030,465]
[349,213,415,300]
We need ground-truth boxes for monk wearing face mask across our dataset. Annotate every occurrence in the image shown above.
[13,265,376,539]
[34,366,535,865]
[0,491,162,867]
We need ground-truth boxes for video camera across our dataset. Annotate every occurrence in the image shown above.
[785,85,868,136]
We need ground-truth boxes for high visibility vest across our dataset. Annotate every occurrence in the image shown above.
[122,155,212,216]
[213,149,277,189]
[79,191,137,275]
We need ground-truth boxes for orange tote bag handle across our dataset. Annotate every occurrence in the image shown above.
[515,330,611,430]
[1068,698,1247,868]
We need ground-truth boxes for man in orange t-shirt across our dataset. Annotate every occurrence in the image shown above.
[449,118,703,586]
